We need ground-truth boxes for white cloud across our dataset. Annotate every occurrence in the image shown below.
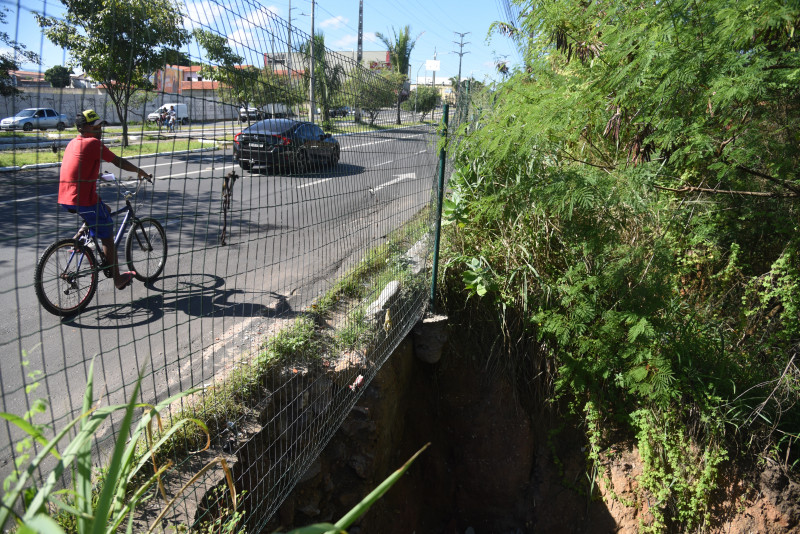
[333,32,378,49]
[320,16,348,30]
[183,1,227,31]
[239,5,280,30]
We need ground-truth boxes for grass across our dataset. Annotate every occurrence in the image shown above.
[143,211,431,463]
[0,139,218,167]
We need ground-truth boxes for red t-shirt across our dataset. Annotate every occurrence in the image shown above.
[58,135,116,206]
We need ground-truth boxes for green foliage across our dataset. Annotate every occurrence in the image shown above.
[194,29,303,112]
[0,8,40,96]
[375,25,420,77]
[402,85,439,120]
[300,34,346,126]
[1,358,209,533]
[375,26,420,124]
[442,0,800,528]
[262,316,319,364]
[36,0,190,145]
[44,65,73,88]
[343,70,395,125]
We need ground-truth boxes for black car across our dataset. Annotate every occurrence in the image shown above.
[233,119,340,173]
[329,106,349,118]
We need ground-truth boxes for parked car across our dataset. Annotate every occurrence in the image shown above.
[329,106,349,118]
[262,103,294,119]
[239,106,263,122]
[233,119,340,173]
[147,103,189,125]
[0,108,69,131]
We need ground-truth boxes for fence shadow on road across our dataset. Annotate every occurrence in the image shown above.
[60,273,298,329]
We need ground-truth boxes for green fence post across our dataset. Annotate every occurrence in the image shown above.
[430,103,450,313]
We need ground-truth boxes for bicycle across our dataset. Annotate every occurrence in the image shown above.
[34,174,168,316]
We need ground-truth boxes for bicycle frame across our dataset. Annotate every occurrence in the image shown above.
[35,174,164,315]
[70,183,144,270]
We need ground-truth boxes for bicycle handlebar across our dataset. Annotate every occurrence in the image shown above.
[100,170,153,199]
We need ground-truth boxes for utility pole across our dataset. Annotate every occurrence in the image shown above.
[432,48,436,89]
[287,0,291,75]
[355,0,363,123]
[452,31,471,101]
[309,0,315,123]
[357,0,363,66]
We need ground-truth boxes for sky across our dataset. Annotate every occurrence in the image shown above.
[2,0,521,84]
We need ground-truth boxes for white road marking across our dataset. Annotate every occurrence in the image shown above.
[373,172,416,193]
[297,178,334,189]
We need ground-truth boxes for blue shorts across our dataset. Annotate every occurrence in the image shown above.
[61,201,114,239]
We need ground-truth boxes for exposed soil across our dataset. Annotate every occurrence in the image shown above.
[249,329,800,533]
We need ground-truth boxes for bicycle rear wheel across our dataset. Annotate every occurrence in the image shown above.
[125,218,167,283]
[34,238,98,316]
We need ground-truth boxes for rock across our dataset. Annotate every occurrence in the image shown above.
[299,460,322,483]
[366,281,401,324]
[297,504,321,517]
[402,237,429,275]
[412,314,449,363]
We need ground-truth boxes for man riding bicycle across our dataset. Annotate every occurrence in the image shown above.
[58,109,152,290]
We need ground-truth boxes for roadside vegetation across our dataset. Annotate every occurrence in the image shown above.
[443,0,800,530]
[149,211,428,461]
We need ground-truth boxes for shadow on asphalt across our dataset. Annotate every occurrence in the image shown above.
[61,272,298,329]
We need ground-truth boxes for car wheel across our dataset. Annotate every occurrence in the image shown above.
[329,146,340,167]
[181,117,189,126]
[23,123,33,132]
[56,122,65,131]
[240,161,251,171]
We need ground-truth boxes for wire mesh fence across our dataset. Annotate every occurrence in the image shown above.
[1,0,449,530]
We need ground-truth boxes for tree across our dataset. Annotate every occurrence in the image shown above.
[37,0,190,146]
[402,85,438,121]
[44,65,73,88]
[300,33,346,128]
[194,29,251,112]
[381,70,409,124]
[195,29,304,118]
[344,70,394,126]
[444,1,800,526]
[0,8,40,96]
[376,26,421,124]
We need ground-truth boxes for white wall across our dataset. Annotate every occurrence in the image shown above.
[1,87,237,124]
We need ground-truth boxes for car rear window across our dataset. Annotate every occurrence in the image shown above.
[244,119,295,135]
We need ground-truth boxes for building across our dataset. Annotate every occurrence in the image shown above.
[8,70,48,88]
[263,50,390,74]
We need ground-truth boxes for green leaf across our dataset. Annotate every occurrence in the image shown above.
[333,443,430,531]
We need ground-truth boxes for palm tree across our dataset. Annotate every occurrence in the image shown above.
[376,26,422,124]
[300,33,345,127]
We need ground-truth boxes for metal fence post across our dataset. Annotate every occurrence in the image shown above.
[430,103,450,312]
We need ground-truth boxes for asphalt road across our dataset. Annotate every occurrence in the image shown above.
[0,123,438,463]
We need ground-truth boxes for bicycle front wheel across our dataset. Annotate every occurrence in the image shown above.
[34,238,98,316]
[125,218,167,283]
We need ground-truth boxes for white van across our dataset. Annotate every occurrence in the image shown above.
[147,103,189,124]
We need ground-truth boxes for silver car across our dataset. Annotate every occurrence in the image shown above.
[0,108,69,131]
